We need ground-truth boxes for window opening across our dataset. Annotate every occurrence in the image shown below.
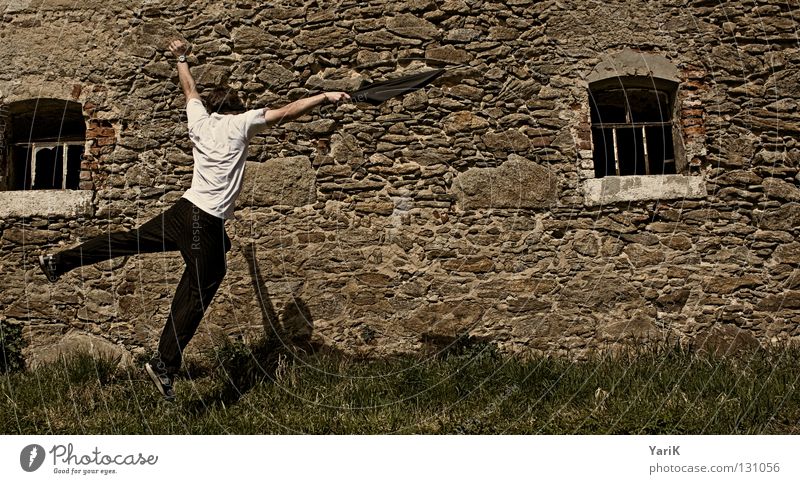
[590,85,676,178]
[3,99,85,190]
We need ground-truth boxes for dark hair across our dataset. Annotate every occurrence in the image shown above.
[204,88,245,113]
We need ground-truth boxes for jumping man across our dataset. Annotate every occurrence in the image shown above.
[38,39,350,401]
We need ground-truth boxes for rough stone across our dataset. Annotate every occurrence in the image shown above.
[403,302,485,338]
[692,325,761,358]
[356,31,417,47]
[330,133,364,165]
[305,69,364,92]
[573,230,600,257]
[559,275,642,309]
[442,111,489,134]
[355,201,395,215]
[715,170,763,186]
[294,26,350,50]
[758,203,800,231]
[707,275,762,294]
[762,177,800,202]
[655,289,690,313]
[238,157,316,208]
[757,291,800,311]
[481,129,531,151]
[2,227,62,245]
[597,311,659,342]
[192,64,229,88]
[452,155,558,209]
[445,28,482,42]
[27,332,133,369]
[233,26,280,51]
[624,244,666,268]
[425,45,473,65]
[488,26,520,41]
[386,13,440,40]
[774,243,800,265]
[441,257,495,273]
[506,296,552,313]
[257,62,296,88]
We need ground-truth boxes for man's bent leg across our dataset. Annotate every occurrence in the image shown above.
[53,200,191,276]
[154,203,230,374]
[155,261,226,374]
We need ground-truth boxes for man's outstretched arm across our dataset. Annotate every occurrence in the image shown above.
[169,39,200,103]
[264,92,350,126]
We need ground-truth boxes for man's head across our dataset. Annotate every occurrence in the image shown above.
[203,88,245,114]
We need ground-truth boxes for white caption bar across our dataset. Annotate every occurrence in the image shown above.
[2,435,797,483]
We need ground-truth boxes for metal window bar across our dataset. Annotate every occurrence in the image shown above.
[642,127,650,175]
[599,122,672,176]
[612,128,620,176]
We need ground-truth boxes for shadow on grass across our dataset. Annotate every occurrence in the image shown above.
[4,336,800,434]
[181,243,347,414]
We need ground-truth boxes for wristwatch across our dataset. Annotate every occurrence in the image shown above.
[177,54,187,63]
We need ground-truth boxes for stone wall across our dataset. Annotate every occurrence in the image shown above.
[0,0,798,364]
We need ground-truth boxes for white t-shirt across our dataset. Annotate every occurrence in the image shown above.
[181,98,267,220]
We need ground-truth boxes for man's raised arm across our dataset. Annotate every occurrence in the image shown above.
[169,39,201,103]
[263,91,350,126]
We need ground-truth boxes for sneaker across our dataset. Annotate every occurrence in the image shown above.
[38,254,60,283]
[145,362,176,401]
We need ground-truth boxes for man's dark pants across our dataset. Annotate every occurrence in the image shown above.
[54,198,231,374]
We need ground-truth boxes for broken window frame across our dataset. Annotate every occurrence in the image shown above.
[12,140,85,190]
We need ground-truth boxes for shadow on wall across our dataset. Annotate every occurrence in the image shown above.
[243,242,316,354]
[184,244,323,411]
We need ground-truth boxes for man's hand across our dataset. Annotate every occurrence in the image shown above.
[323,92,351,104]
[168,39,191,58]
[169,39,200,102]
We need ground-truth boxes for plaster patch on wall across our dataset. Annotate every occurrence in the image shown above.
[583,175,706,206]
[0,190,93,217]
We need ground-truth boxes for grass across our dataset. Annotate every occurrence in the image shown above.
[1,338,799,434]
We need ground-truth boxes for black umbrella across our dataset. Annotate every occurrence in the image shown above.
[348,68,446,105]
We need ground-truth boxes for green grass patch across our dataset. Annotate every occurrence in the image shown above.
[1,320,26,374]
[2,339,799,434]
